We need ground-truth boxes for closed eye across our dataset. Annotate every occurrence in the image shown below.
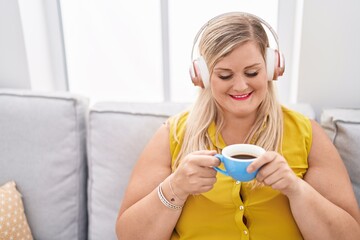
[218,74,233,80]
[245,72,258,77]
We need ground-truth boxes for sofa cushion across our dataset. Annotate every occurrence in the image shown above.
[0,181,33,239]
[321,108,360,206]
[0,90,88,240]
[87,102,189,240]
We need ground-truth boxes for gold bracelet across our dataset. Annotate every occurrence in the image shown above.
[169,175,186,201]
[157,183,183,210]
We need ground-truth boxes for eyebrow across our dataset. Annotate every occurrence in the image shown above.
[244,63,262,69]
[214,63,262,71]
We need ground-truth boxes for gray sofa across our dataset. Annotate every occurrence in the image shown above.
[0,89,359,240]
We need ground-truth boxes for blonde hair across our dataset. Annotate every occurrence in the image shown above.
[173,13,283,168]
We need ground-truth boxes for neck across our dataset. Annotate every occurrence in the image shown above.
[220,114,257,145]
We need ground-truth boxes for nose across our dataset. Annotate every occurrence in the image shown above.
[232,75,248,91]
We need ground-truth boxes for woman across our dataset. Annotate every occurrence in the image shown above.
[116,12,360,239]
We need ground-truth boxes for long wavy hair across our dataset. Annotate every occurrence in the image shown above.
[172,13,283,169]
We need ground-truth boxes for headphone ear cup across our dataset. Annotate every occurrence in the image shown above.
[189,61,203,88]
[276,50,285,78]
[189,63,196,79]
[265,48,276,81]
[266,48,285,80]
[193,56,210,88]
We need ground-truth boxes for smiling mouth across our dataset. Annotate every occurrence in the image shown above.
[229,92,253,100]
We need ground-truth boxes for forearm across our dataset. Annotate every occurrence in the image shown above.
[288,179,360,240]
[116,178,185,240]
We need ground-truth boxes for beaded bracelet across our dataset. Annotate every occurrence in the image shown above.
[157,183,183,210]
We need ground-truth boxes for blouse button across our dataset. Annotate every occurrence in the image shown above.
[235,181,241,184]
[244,230,248,235]
[239,205,244,211]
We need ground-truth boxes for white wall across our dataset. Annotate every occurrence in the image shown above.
[17,0,68,91]
[0,0,30,88]
[297,0,360,118]
[1,0,359,116]
[276,0,302,104]
[0,0,67,91]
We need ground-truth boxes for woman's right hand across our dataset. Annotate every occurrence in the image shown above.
[170,150,221,199]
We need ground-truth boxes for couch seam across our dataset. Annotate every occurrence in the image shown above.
[75,98,89,240]
[72,98,82,240]
[87,111,94,240]
[0,92,79,101]
[90,110,173,118]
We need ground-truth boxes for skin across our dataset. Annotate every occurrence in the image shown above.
[116,41,360,240]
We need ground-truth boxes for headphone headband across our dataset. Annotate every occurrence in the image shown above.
[191,12,280,62]
[189,11,285,88]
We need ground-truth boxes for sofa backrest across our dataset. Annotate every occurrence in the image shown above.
[87,102,190,240]
[3,88,357,239]
[0,90,88,240]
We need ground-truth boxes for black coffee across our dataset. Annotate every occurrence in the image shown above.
[231,154,256,160]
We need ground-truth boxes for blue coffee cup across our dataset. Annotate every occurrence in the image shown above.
[214,144,265,182]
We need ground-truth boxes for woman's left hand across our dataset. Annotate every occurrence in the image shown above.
[247,151,301,197]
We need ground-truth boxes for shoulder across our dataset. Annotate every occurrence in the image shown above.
[282,105,311,125]
[282,105,312,132]
[281,105,313,155]
[167,111,189,154]
[168,111,189,136]
[168,111,189,126]
[282,105,312,136]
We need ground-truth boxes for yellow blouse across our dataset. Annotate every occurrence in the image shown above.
[168,106,312,240]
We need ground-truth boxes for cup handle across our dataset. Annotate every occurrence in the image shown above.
[213,154,229,176]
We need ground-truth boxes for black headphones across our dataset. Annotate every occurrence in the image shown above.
[189,12,285,88]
